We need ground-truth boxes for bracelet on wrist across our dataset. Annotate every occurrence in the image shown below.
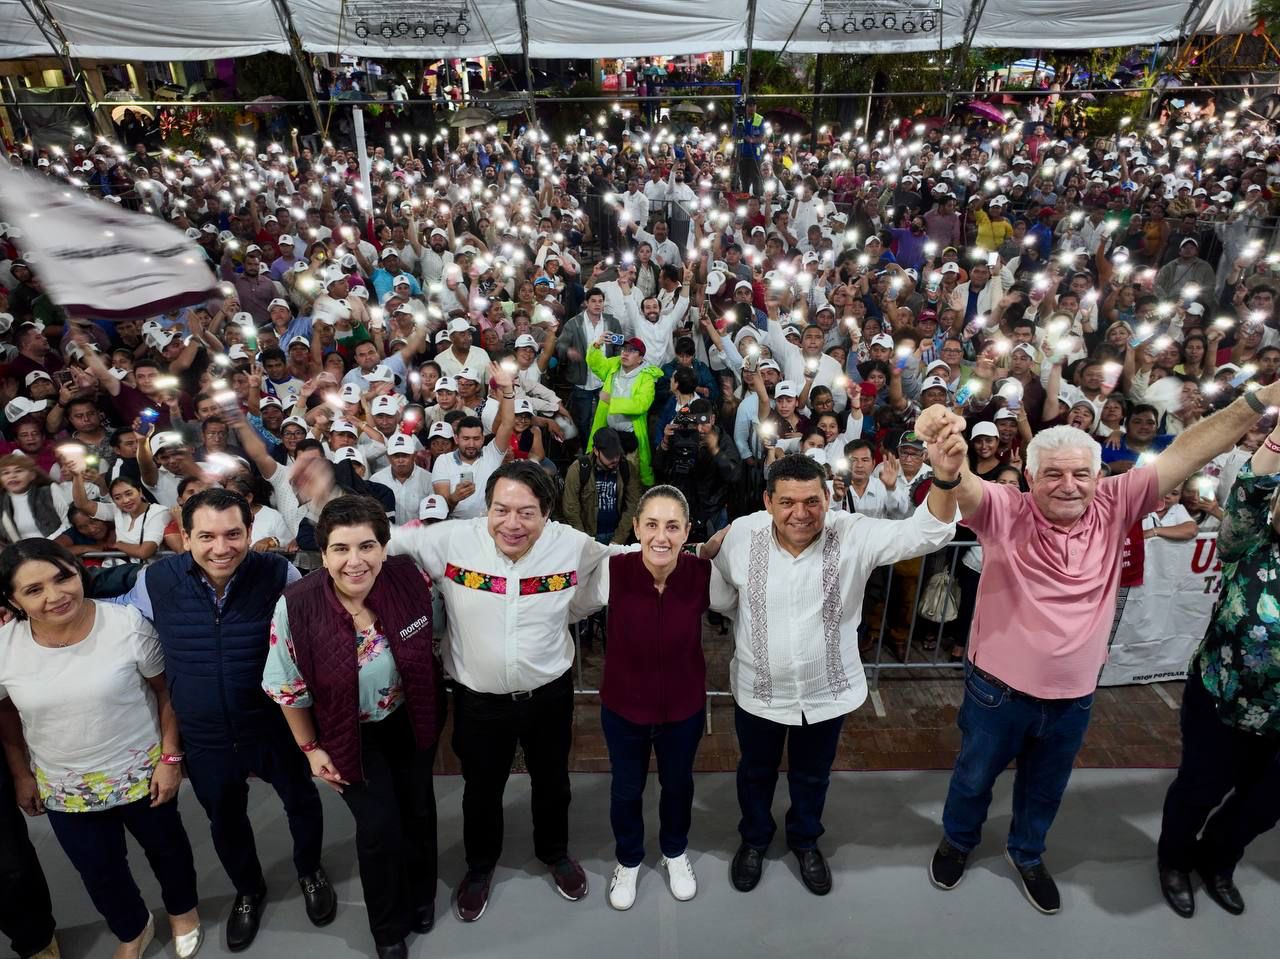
[1245,390,1268,415]
[1264,436,1280,454]
[159,753,185,766]
[299,739,320,754]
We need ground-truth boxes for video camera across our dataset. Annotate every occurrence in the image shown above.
[673,405,714,430]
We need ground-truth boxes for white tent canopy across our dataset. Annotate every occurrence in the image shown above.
[0,0,1257,63]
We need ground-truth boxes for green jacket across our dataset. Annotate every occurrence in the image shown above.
[586,346,662,485]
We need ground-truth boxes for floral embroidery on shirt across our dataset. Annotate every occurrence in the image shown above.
[444,563,508,594]
[518,570,579,595]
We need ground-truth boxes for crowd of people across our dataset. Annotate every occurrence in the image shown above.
[0,87,1278,958]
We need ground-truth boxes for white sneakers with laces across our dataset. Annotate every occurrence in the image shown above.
[661,854,698,901]
[608,863,640,910]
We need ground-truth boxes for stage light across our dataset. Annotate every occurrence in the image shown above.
[881,13,896,28]
[842,18,856,32]
[354,20,369,38]
[396,17,410,35]
[412,21,427,38]
[455,20,468,35]
[380,20,394,38]
[433,18,448,35]
[818,18,832,32]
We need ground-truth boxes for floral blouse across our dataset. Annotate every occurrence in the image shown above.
[263,596,404,723]
[1193,463,1280,735]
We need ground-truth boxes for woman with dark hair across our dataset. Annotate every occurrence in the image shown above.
[575,485,735,911]
[69,471,165,562]
[0,453,69,545]
[0,539,202,959]
[264,496,442,959]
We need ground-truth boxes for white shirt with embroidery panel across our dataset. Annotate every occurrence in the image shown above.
[712,505,955,724]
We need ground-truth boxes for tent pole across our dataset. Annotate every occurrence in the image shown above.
[17,0,104,135]
[267,0,325,135]
[742,0,759,103]
[947,0,989,116]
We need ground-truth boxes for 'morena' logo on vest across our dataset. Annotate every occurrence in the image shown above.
[400,615,430,640]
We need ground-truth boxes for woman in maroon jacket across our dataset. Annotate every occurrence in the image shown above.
[577,485,736,912]
[263,496,442,959]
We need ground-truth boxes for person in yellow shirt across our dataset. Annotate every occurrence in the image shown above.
[973,196,1015,252]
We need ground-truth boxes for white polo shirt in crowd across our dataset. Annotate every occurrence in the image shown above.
[713,504,956,724]
[835,476,911,518]
[435,345,491,377]
[631,226,681,266]
[431,440,506,519]
[370,463,435,526]
[389,518,611,694]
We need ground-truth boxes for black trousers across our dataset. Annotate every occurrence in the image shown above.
[339,707,438,948]
[1158,674,1280,876]
[451,669,574,873]
[0,762,55,958]
[185,728,325,896]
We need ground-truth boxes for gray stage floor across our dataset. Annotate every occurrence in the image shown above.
[27,769,1280,959]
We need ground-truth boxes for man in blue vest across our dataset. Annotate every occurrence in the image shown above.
[734,97,766,196]
[117,488,336,952]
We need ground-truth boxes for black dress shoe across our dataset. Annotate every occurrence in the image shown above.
[226,890,266,953]
[412,901,435,934]
[1197,867,1245,915]
[730,843,765,892]
[375,941,408,959]
[1158,866,1195,918]
[793,847,832,896]
[299,867,337,926]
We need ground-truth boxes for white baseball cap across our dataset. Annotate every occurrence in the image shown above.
[419,495,448,520]
[258,395,283,410]
[971,421,999,439]
[338,384,363,404]
[370,394,401,416]
[23,370,52,387]
[281,415,309,432]
[920,375,952,393]
[330,418,358,435]
[428,421,455,440]
[149,431,187,455]
[4,397,47,421]
[514,334,539,350]
[1012,343,1037,359]
[774,381,800,399]
[386,432,418,456]
[514,397,535,416]
[365,365,395,384]
[435,376,458,393]
[447,317,471,334]
[455,367,481,382]
[332,446,368,470]
[870,333,895,349]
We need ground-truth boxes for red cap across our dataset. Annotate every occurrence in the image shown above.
[1038,206,1056,218]
[858,381,879,398]
[621,337,646,356]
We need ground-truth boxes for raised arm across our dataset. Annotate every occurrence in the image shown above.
[1154,382,1280,495]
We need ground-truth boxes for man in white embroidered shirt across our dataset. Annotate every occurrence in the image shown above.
[710,428,965,897]
[388,461,611,924]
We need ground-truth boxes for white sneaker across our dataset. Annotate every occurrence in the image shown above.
[608,863,640,910]
[661,853,697,901]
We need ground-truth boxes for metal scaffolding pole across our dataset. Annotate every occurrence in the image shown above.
[513,0,538,124]
[17,0,104,135]
[267,0,326,134]
[742,0,759,103]
[946,0,989,114]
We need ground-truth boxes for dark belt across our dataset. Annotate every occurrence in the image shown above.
[967,662,1054,705]
[458,668,571,703]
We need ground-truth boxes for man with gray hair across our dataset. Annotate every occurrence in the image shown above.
[912,381,1280,914]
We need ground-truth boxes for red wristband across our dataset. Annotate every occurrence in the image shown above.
[1265,437,1280,455]
[299,740,320,753]
[160,753,184,766]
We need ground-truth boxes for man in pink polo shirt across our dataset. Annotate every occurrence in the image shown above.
[913,380,1280,915]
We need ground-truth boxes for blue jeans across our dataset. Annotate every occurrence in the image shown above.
[941,664,1093,867]
[734,705,845,851]
[601,706,704,867]
[568,386,600,444]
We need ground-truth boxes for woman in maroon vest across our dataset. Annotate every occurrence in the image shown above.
[576,485,736,912]
[263,496,442,959]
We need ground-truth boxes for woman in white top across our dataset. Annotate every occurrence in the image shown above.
[0,453,68,545]
[0,540,202,959]
[70,472,167,562]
